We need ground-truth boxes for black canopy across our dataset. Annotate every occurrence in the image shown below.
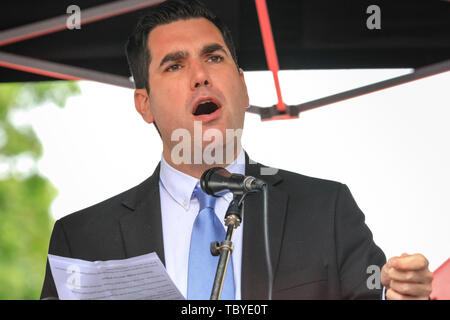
[1,0,449,119]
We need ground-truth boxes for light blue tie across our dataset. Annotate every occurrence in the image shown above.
[187,185,235,300]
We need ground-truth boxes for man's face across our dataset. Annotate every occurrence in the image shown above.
[136,18,249,161]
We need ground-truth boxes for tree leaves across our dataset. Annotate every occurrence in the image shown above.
[0,80,80,299]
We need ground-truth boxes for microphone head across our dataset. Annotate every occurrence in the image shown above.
[200,167,238,196]
[200,167,265,196]
[200,167,226,196]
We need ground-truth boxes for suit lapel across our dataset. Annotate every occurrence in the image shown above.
[241,153,288,299]
[119,163,166,266]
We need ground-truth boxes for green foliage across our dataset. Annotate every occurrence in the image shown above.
[0,81,80,299]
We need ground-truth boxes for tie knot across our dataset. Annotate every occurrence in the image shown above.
[193,185,216,211]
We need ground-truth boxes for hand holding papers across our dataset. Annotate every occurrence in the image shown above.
[48,252,185,300]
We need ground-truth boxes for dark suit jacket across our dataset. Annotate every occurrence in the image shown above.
[41,153,386,299]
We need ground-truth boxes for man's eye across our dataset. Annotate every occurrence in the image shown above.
[207,55,223,63]
[166,64,181,72]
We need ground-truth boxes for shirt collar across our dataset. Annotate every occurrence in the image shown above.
[159,148,246,211]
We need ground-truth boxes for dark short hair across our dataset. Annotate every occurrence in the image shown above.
[125,0,238,92]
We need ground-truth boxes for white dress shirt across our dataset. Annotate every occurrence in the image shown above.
[159,149,245,299]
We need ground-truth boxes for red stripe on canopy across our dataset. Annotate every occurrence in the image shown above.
[254,0,286,113]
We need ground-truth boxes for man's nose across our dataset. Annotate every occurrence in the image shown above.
[190,62,211,90]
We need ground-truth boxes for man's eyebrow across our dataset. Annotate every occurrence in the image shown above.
[159,50,189,68]
[201,43,229,57]
[158,44,228,69]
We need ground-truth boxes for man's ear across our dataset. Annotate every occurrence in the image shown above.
[239,68,250,108]
[134,88,154,124]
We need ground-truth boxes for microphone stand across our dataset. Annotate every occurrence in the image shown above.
[209,193,246,300]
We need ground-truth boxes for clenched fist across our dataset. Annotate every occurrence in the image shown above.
[381,253,433,300]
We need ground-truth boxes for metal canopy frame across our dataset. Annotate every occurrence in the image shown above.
[0,0,448,121]
[248,59,450,120]
[0,0,161,88]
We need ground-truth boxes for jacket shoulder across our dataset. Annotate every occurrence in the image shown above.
[278,167,343,188]
[264,163,345,198]
[58,174,154,228]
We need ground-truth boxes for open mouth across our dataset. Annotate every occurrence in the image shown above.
[193,100,220,116]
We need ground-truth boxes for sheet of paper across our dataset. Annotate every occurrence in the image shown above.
[48,252,185,300]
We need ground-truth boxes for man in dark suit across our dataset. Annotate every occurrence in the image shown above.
[41,0,433,300]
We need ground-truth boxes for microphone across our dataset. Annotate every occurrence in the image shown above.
[200,167,266,196]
